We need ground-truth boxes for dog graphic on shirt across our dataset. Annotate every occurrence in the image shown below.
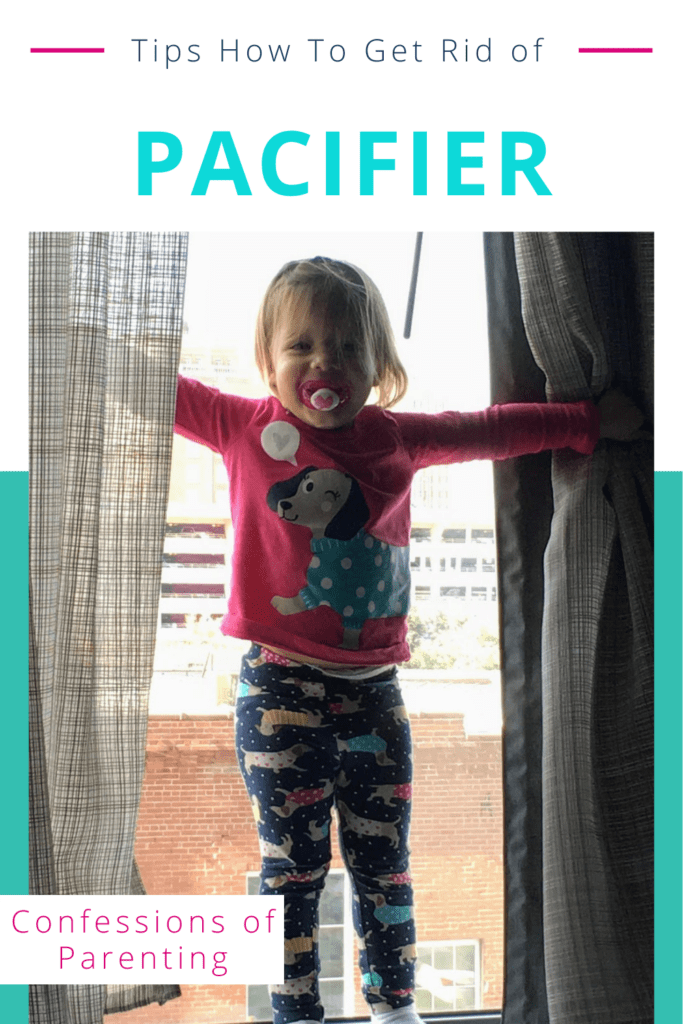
[267,466,409,650]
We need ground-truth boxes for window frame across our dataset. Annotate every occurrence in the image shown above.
[414,939,482,1014]
[147,234,504,1022]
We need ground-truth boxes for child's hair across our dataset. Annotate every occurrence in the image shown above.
[255,257,408,408]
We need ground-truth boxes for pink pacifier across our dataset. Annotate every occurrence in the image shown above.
[299,380,350,411]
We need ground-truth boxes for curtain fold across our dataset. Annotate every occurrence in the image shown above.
[486,233,654,1024]
[485,233,552,1024]
[29,232,188,1022]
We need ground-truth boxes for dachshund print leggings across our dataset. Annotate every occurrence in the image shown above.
[236,644,416,1024]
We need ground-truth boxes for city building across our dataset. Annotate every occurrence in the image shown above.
[130,695,504,1024]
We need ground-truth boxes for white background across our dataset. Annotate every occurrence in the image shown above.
[3,0,677,1005]
[5,0,677,470]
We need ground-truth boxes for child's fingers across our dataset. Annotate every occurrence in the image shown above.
[597,388,646,439]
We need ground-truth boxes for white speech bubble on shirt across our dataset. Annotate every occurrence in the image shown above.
[261,422,300,465]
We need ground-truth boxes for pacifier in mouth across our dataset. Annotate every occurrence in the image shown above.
[299,380,350,411]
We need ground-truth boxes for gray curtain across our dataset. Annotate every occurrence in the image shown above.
[486,233,653,1024]
[29,233,187,1022]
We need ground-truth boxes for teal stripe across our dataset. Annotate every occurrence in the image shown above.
[3,986,28,1020]
[1,472,28,1017]
[655,471,682,1023]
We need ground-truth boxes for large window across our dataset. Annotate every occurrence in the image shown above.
[129,234,503,1024]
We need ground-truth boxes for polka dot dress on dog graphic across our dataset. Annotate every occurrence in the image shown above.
[301,529,409,627]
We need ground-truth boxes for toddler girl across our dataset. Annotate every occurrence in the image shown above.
[174,256,637,1024]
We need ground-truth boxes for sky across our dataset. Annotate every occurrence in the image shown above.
[183,232,492,410]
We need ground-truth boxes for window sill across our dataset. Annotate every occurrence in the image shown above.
[333,1014,502,1024]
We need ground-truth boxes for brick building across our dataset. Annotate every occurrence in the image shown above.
[124,701,503,1024]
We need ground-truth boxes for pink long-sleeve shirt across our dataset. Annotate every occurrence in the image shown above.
[174,376,599,665]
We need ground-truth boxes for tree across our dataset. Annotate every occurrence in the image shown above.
[406,604,499,671]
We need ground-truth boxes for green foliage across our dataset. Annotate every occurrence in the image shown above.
[406,604,500,671]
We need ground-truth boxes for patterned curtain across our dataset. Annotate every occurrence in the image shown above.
[29,233,187,1023]
[485,233,654,1024]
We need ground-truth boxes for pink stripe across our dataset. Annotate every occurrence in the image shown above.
[31,48,105,53]
[578,48,652,53]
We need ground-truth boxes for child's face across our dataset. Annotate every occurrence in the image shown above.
[268,302,375,429]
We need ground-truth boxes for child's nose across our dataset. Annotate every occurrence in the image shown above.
[312,345,338,370]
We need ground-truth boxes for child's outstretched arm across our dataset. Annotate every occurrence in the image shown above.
[398,399,600,466]
[397,390,646,469]
[174,374,256,453]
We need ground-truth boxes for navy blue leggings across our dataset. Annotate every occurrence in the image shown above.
[236,645,416,1024]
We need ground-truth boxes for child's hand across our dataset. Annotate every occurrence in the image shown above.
[597,388,648,440]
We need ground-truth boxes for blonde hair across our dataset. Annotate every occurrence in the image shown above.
[255,257,408,409]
